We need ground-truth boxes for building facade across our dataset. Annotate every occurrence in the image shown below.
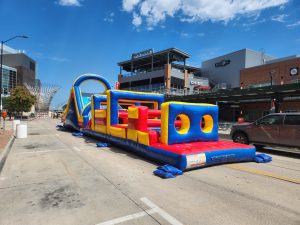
[2,52,36,88]
[240,55,300,88]
[202,49,275,88]
[118,48,209,95]
[1,65,17,96]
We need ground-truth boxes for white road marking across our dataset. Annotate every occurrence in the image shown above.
[95,208,157,225]
[95,197,183,225]
[141,197,183,225]
[15,150,63,154]
[55,133,59,137]
[73,146,81,152]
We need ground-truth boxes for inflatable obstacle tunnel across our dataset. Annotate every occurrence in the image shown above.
[62,74,111,130]
[62,74,256,170]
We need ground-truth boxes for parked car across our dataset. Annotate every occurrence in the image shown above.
[230,113,300,148]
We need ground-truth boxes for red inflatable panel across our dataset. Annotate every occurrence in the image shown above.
[151,140,253,155]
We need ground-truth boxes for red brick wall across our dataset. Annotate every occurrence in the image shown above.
[240,58,300,88]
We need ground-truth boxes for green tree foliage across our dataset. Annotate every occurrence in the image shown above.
[6,86,36,114]
[2,97,13,113]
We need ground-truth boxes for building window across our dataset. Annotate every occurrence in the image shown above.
[1,67,17,96]
[151,76,164,84]
[120,82,130,89]
[30,61,35,71]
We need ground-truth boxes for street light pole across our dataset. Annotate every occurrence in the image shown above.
[269,70,276,88]
[0,35,28,111]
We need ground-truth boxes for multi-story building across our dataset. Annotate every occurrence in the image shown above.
[240,55,300,88]
[202,49,275,88]
[162,48,300,121]
[1,65,17,96]
[118,48,210,95]
[2,44,36,88]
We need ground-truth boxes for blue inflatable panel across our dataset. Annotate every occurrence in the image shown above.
[157,165,183,176]
[96,142,111,147]
[153,169,176,179]
[72,132,83,137]
[254,154,272,163]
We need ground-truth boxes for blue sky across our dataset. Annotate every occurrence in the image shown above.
[0,0,299,107]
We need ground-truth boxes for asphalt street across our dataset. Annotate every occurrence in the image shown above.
[0,119,299,225]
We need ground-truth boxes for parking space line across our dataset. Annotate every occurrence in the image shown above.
[95,208,157,225]
[73,146,81,152]
[95,197,183,225]
[141,197,183,225]
[225,164,300,185]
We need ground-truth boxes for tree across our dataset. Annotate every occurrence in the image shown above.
[7,86,36,116]
[2,97,14,119]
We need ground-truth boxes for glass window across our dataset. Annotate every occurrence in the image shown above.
[284,115,300,125]
[30,61,35,71]
[259,115,283,125]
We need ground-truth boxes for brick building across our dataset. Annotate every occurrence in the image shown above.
[240,56,300,88]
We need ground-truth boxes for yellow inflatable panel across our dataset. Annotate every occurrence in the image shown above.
[128,107,139,119]
[138,131,149,146]
[127,128,138,142]
[160,102,169,144]
[110,126,126,139]
[95,109,107,118]
[95,124,107,134]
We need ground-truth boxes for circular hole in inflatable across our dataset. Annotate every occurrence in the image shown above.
[201,115,213,133]
[175,114,190,134]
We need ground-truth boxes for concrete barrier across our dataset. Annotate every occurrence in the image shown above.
[16,124,27,139]
[13,120,20,131]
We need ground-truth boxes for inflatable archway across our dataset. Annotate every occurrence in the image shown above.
[62,74,111,130]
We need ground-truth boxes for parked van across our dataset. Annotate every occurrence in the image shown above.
[230,113,300,148]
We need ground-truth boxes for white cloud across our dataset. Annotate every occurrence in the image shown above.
[56,0,82,7]
[34,52,70,62]
[104,12,115,23]
[123,0,141,11]
[132,12,142,27]
[122,0,289,29]
[49,57,70,62]
[242,18,266,28]
[279,5,285,10]
[271,14,288,22]
[180,32,205,38]
[287,20,300,27]
[180,32,193,38]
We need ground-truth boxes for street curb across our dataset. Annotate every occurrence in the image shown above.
[0,135,16,173]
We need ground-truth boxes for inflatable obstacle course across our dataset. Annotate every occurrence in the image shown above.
[62,74,256,170]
